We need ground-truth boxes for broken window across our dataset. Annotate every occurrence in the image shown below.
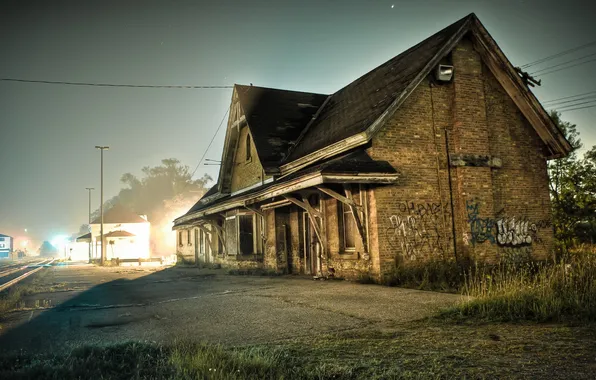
[238,214,254,255]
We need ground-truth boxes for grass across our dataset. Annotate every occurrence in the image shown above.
[1,322,595,379]
[382,259,466,292]
[0,268,53,318]
[441,253,596,322]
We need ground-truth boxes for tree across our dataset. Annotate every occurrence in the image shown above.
[89,158,213,254]
[548,111,596,254]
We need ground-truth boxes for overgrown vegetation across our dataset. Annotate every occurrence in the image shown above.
[382,259,466,292]
[442,252,596,322]
[0,269,52,317]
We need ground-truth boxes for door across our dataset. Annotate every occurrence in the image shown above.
[302,194,321,275]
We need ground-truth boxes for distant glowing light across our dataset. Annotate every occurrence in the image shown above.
[24,228,28,232]
[391,4,394,8]
[21,240,28,247]
[51,235,69,248]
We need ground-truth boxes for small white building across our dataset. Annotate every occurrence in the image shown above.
[0,233,13,259]
[78,204,151,261]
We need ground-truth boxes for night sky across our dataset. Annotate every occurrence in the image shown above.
[1,0,595,243]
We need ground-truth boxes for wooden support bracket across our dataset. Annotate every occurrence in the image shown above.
[316,185,363,210]
[282,194,327,250]
[196,224,217,254]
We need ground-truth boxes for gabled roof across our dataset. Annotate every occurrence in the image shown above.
[104,230,136,238]
[281,13,571,171]
[236,85,328,169]
[286,15,470,162]
[91,203,148,224]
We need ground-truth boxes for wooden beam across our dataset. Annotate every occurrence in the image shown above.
[316,185,363,210]
[197,224,217,255]
[243,204,264,218]
[202,219,226,255]
[343,185,368,254]
[281,194,327,252]
[281,195,322,219]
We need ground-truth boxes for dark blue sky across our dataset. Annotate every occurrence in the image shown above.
[1,0,595,240]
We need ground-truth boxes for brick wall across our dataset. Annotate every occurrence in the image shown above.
[230,126,271,193]
[366,36,553,279]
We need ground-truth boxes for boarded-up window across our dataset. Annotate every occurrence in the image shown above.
[239,214,254,255]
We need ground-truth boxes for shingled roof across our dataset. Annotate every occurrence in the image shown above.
[286,15,470,161]
[236,85,328,168]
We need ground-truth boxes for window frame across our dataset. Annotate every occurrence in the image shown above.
[337,185,366,255]
[236,212,263,256]
[178,231,183,247]
[245,133,252,162]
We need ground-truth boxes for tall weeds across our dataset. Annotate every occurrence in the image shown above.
[444,253,596,322]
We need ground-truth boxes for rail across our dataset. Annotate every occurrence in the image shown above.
[0,259,55,292]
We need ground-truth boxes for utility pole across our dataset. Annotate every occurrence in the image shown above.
[85,187,95,263]
[95,146,109,265]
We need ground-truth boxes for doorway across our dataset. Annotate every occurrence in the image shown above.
[301,194,321,275]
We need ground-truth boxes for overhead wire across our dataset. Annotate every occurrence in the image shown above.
[554,100,596,110]
[534,57,596,77]
[520,39,596,69]
[542,90,596,104]
[0,78,233,89]
[529,52,596,75]
[558,104,596,113]
[544,95,596,107]
[189,107,230,180]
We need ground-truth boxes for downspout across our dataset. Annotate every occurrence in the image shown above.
[429,82,449,260]
[444,128,458,262]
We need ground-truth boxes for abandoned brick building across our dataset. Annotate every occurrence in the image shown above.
[173,13,571,280]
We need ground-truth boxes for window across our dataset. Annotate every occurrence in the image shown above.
[199,229,205,253]
[238,214,254,255]
[338,185,364,253]
[178,231,183,247]
[245,133,252,161]
[187,229,192,245]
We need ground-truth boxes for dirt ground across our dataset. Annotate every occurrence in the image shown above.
[0,263,460,354]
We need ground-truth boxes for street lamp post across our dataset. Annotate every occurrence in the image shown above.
[95,146,109,265]
[85,187,95,263]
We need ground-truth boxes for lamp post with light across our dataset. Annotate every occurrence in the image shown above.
[95,146,109,265]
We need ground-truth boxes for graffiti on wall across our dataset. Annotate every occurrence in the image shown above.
[465,199,551,252]
[387,201,452,260]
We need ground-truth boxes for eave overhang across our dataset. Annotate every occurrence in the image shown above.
[173,171,398,227]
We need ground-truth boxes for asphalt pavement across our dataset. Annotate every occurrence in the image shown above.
[0,264,460,354]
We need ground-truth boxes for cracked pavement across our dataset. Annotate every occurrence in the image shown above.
[0,264,461,354]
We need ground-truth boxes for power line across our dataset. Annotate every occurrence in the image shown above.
[189,107,230,180]
[544,95,596,107]
[553,100,596,111]
[520,39,596,69]
[542,90,596,104]
[0,78,233,89]
[534,58,596,77]
[530,52,596,75]
[559,104,596,113]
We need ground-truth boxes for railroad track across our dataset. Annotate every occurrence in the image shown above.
[0,259,55,292]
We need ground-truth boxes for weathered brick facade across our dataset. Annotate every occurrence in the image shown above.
[368,38,553,279]
[174,15,569,282]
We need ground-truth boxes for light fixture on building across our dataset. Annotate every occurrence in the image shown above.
[435,64,454,82]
